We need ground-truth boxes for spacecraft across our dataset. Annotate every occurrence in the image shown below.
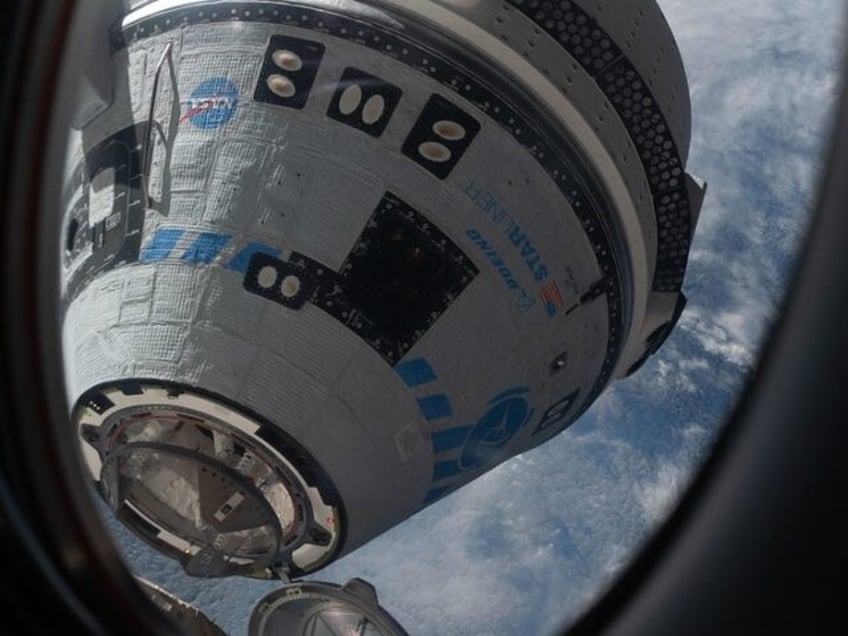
[61,0,703,632]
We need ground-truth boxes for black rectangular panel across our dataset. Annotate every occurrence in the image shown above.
[333,193,479,361]
[243,252,320,310]
[327,67,403,137]
[84,392,115,415]
[402,94,481,180]
[253,35,325,110]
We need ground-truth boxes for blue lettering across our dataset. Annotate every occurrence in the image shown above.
[478,190,495,215]
[466,228,534,306]
[464,180,551,283]
[508,226,526,247]
[464,180,482,201]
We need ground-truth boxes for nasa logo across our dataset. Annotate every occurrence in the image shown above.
[181,77,239,129]
[459,387,534,470]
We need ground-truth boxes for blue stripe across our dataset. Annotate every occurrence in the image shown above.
[424,485,455,505]
[182,232,231,264]
[395,358,438,387]
[226,241,281,274]
[431,426,471,453]
[141,228,184,262]
[417,394,453,421]
[433,460,463,481]
[490,386,530,402]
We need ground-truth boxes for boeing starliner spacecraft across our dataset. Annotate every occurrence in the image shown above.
[61,0,703,631]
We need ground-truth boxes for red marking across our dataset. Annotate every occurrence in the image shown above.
[539,280,565,310]
[179,102,215,123]
[325,517,336,526]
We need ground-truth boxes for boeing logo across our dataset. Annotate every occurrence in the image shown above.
[466,228,536,313]
[464,179,550,283]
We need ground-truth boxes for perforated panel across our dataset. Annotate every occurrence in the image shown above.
[505,0,695,292]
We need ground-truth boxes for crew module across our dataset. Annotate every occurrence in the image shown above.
[61,0,703,631]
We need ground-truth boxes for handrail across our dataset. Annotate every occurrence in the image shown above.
[141,41,173,209]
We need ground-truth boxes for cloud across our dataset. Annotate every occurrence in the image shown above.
[679,307,756,369]
[305,411,716,636]
[665,0,843,375]
[635,459,694,524]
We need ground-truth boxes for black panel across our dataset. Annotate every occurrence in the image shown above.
[253,35,325,110]
[243,193,478,365]
[115,381,144,396]
[340,193,478,346]
[504,0,694,293]
[243,251,318,310]
[327,67,403,137]
[65,217,79,253]
[402,94,481,180]
[532,389,580,437]
[63,125,145,303]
